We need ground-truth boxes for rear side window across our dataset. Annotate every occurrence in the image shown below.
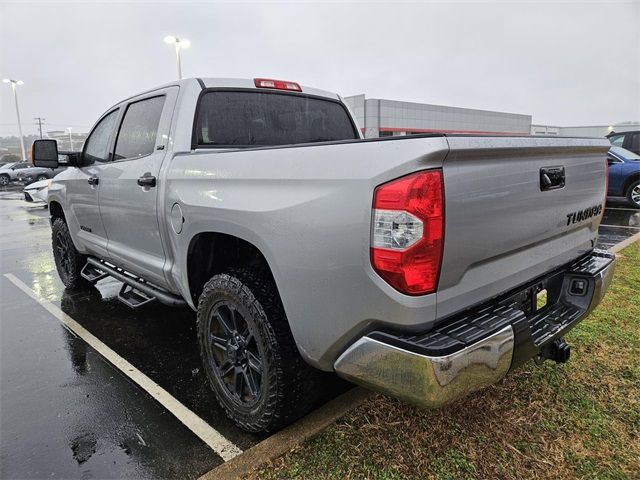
[195,91,358,147]
[114,96,165,161]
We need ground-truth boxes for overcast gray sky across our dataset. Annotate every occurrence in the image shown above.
[1,0,638,137]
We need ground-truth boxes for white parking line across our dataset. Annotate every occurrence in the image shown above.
[4,273,243,462]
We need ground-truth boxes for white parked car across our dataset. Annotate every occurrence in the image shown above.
[22,178,50,204]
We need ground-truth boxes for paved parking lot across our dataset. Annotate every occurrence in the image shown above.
[0,186,637,479]
[0,192,259,478]
[597,198,640,249]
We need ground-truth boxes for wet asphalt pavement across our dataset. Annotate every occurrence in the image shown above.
[598,198,640,249]
[0,189,257,479]
[0,186,638,479]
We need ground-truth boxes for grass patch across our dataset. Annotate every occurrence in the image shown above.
[249,242,640,480]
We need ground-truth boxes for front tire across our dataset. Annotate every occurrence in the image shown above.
[51,218,89,290]
[626,179,640,209]
[37,175,48,182]
[197,268,321,433]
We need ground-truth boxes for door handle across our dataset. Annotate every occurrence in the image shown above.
[88,176,99,186]
[137,175,157,188]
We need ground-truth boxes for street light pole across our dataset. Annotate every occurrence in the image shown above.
[67,127,73,151]
[175,41,182,80]
[164,36,190,80]
[3,79,27,161]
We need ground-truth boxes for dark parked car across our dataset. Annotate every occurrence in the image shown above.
[16,165,67,185]
[607,130,640,155]
[607,146,640,208]
[0,162,34,186]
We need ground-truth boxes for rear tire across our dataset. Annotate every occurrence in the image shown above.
[51,218,90,290]
[626,179,640,209]
[37,175,48,181]
[0,174,9,186]
[197,268,321,433]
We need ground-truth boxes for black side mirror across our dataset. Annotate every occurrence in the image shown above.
[32,139,59,168]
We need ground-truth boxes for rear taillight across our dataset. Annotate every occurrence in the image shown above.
[371,170,444,295]
[254,78,302,92]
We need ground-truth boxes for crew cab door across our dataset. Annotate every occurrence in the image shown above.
[65,108,120,259]
[98,87,177,288]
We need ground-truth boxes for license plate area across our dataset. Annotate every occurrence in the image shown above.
[502,271,564,317]
[535,288,548,311]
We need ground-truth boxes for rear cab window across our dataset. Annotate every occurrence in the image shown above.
[194,90,358,147]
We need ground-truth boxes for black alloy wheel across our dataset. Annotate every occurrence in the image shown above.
[51,217,89,290]
[54,230,73,279]
[206,301,263,405]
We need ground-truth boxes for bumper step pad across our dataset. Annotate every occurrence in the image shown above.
[370,304,524,357]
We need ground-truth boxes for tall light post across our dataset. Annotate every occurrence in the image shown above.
[163,36,190,80]
[67,127,74,151]
[2,79,27,161]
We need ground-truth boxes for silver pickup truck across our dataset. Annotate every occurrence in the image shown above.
[33,77,615,433]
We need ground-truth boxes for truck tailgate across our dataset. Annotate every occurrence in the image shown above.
[437,136,610,319]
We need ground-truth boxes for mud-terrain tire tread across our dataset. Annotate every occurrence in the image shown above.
[196,268,322,433]
[51,217,90,290]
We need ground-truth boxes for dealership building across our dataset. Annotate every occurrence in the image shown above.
[343,94,638,139]
[344,94,532,138]
[530,122,640,138]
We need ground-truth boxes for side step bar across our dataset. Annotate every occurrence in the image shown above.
[118,283,156,309]
[81,262,108,283]
[84,257,187,308]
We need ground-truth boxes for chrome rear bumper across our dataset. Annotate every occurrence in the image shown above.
[335,325,514,407]
[334,249,615,408]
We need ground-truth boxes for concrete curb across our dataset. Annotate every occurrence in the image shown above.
[199,387,373,480]
[609,231,640,253]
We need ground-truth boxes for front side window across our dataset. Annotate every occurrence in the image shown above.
[195,91,358,147]
[114,96,165,161]
[84,110,119,164]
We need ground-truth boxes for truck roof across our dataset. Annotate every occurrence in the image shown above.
[117,77,342,106]
[199,78,341,100]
